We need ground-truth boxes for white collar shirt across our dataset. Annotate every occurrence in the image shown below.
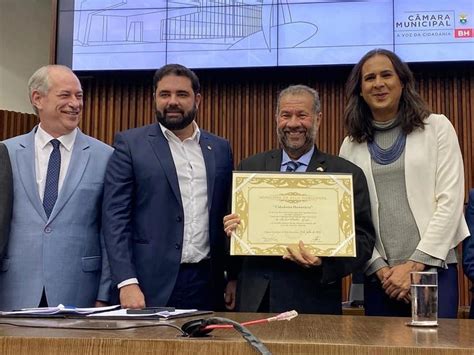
[35,124,77,202]
[160,122,210,263]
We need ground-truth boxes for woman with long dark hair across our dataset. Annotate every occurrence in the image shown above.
[339,49,469,318]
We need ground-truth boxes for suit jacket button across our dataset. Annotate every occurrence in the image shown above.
[175,243,181,249]
[176,216,182,222]
[44,227,52,233]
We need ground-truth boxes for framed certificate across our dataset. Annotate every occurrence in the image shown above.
[230,172,356,257]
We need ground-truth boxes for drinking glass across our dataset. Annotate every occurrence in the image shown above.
[410,271,438,327]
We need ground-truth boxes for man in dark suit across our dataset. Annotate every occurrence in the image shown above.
[1,65,112,310]
[0,142,13,259]
[102,64,233,310]
[224,85,375,314]
[462,189,474,318]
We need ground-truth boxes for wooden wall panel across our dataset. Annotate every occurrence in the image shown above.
[0,110,37,141]
[0,63,473,307]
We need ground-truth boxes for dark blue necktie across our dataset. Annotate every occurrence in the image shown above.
[286,161,301,172]
[43,139,61,218]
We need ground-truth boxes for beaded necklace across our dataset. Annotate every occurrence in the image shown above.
[368,117,406,165]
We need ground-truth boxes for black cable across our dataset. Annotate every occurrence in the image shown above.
[1,317,273,354]
[201,317,272,355]
[0,321,186,335]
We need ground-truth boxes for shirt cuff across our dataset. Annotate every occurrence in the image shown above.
[117,278,139,289]
[410,249,445,268]
[365,257,389,276]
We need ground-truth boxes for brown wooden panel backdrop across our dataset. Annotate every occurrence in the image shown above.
[0,62,473,308]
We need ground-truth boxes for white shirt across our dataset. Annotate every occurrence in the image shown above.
[161,122,210,263]
[35,124,77,202]
[118,122,210,289]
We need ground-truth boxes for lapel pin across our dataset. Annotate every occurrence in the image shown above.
[207,145,212,150]
[316,166,325,172]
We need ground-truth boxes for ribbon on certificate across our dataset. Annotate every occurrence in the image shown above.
[233,173,257,194]
[329,233,355,256]
[326,174,352,195]
[231,231,255,255]
[232,173,256,255]
[232,174,257,255]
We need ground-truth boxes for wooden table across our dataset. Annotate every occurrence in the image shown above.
[342,305,473,319]
[0,313,473,354]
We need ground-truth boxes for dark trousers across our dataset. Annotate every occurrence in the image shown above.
[39,288,48,307]
[254,280,342,315]
[166,259,213,310]
[257,286,270,313]
[364,264,459,318]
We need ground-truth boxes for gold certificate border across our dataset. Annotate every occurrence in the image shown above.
[230,172,356,257]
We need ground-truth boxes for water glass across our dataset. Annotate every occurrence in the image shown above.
[410,271,438,327]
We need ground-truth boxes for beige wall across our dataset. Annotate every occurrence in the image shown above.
[0,0,51,114]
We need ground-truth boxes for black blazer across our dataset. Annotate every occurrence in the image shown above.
[103,124,233,310]
[233,147,375,314]
[0,143,13,259]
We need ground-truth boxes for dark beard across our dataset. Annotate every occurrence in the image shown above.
[155,105,197,131]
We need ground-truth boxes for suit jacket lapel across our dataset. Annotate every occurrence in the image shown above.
[307,146,327,172]
[147,125,182,204]
[16,127,47,222]
[266,149,282,171]
[199,131,215,210]
[49,129,90,221]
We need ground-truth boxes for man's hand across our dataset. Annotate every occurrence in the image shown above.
[223,213,240,237]
[224,280,237,310]
[283,241,322,268]
[120,284,146,309]
[95,300,108,307]
[382,261,424,301]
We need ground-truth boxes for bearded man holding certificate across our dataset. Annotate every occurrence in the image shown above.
[223,85,375,314]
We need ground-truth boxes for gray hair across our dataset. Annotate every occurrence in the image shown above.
[275,85,321,119]
[28,65,75,114]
